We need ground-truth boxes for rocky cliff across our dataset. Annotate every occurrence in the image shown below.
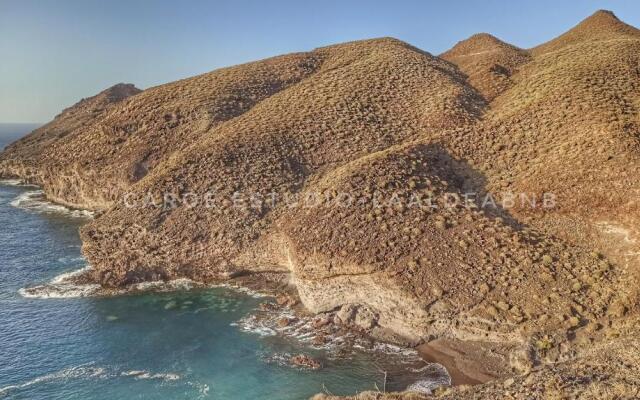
[2,9,640,399]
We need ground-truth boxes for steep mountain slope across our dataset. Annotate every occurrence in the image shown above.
[80,38,486,287]
[280,139,624,345]
[78,22,636,387]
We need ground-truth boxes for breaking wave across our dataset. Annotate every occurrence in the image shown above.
[405,363,452,394]
[119,370,180,381]
[10,190,94,218]
[18,266,101,299]
[18,266,210,299]
[0,364,107,397]
[232,300,452,393]
[0,364,189,398]
[0,179,38,187]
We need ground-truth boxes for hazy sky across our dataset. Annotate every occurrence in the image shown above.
[1,0,638,123]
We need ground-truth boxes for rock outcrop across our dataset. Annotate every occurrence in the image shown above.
[2,9,640,399]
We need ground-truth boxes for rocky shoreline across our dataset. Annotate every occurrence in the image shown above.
[15,245,454,394]
[6,152,640,398]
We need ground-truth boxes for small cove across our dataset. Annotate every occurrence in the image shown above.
[0,129,449,399]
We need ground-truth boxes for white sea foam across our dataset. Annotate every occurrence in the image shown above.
[57,255,86,263]
[49,266,92,284]
[0,179,37,186]
[405,363,451,394]
[406,377,451,394]
[195,383,210,397]
[231,314,278,336]
[235,305,415,359]
[214,282,268,298]
[0,179,22,186]
[372,342,419,358]
[0,365,106,397]
[183,380,210,399]
[9,190,94,218]
[0,365,186,397]
[19,266,101,299]
[258,351,294,367]
[230,306,333,344]
[120,370,180,381]
[120,370,146,377]
[130,278,200,292]
[19,267,208,299]
[19,283,102,299]
[232,300,453,393]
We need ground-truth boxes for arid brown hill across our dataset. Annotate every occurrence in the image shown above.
[444,8,640,286]
[1,83,140,169]
[2,9,640,400]
[440,33,530,100]
[532,9,640,55]
[80,37,486,289]
[0,54,323,209]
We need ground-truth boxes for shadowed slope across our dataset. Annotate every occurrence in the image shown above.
[278,140,623,344]
[439,11,640,364]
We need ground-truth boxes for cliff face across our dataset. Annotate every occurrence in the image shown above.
[2,9,640,398]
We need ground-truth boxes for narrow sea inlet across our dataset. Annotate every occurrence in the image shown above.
[0,161,448,398]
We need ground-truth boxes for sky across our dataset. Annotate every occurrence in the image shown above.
[0,0,638,123]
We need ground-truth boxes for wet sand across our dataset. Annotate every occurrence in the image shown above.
[417,339,501,386]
